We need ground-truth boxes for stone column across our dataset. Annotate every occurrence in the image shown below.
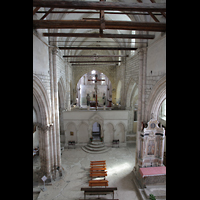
[142,47,147,122]
[38,126,44,174]
[38,125,51,180]
[49,124,54,178]
[52,48,62,176]
[159,137,165,166]
[49,47,56,177]
[43,125,51,179]
[135,48,143,168]
[120,57,126,109]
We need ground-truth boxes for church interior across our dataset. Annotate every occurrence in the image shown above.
[33,1,166,199]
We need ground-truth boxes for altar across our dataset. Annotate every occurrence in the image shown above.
[90,101,99,107]
[138,166,166,187]
[134,117,166,188]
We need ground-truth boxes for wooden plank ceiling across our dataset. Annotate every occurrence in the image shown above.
[33,0,166,64]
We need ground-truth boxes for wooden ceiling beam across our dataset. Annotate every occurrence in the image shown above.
[43,33,155,39]
[63,55,129,58]
[40,7,54,20]
[150,0,166,19]
[58,47,137,50]
[33,1,166,12]
[33,20,166,32]
[33,7,40,15]
[36,11,163,15]
[70,61,121,63]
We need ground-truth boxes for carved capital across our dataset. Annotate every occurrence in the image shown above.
[137,48,143,55]
[52,47,58,55]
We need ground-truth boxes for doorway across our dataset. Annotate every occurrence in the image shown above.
[92,122,101,141]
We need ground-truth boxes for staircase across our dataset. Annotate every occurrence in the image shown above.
[81,142,111,154]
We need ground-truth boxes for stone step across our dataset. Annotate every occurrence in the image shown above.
[83,145,107,151]
[81,146,110,154]
[91,141,104,145]
[87,143,105,148]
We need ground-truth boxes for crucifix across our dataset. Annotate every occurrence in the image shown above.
[88,74,105,110]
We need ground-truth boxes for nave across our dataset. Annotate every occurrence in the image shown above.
[33,143,140,200]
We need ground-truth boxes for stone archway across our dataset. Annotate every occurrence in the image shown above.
[88,113,104,139]
[145,75,166,122]
[33,74,52,180]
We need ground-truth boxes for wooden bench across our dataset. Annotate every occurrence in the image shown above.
[112,139,119,148]
[90,172,107,179]
[90,170,107,174]
[90,167,106,171]
[90,160,106,164]
[81,187,117,199]
[90,162,106,166]
[89,180,108,187]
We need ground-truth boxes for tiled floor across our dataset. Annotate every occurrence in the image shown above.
[33,143,140,200]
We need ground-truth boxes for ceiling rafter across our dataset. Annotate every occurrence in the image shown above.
[32,1,166,12]
[58,47,137,50]
[33,20,166,32]
[136,0,159,22]
[43,33,155,39]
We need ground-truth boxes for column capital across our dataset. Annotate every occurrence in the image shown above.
[52,47,59,55]
[137,48,143,55]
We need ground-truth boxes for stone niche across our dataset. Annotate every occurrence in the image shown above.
[138,118,165,167]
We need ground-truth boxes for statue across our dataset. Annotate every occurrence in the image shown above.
[102,93,106,105]
[86,94,90,106]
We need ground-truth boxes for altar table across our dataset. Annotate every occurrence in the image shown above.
[138,166,166,187]
[139,166,166,178]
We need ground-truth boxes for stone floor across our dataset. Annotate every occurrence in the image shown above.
[33,143,141,200]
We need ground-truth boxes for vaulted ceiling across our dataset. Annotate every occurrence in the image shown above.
[33,0,166,65]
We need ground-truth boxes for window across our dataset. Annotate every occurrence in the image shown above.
[131,30,136,56]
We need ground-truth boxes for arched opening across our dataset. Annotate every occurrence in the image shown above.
[76,69,112,108]
[92,122,101,141]
[158,98,166,166]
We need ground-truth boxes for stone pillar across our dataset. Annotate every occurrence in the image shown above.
[159,137,165,166]
[49,47,56,177]
[38,126,44,174]
[137,48,143,132]
[44,125,51,179]
[142,48,147,122]
[120,57,126,109]
[52,48,62,176]
[38,125,51,180]
[135,48,143,168]
[49,124,54,178]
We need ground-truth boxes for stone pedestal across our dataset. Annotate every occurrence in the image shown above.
[103,105,106,110]
[87,106,90,110]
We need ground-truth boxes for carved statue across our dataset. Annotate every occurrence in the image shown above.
[102,93,106,105]
[86,94,90,106]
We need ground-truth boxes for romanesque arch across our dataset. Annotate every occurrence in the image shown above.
[145,75,166,122]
